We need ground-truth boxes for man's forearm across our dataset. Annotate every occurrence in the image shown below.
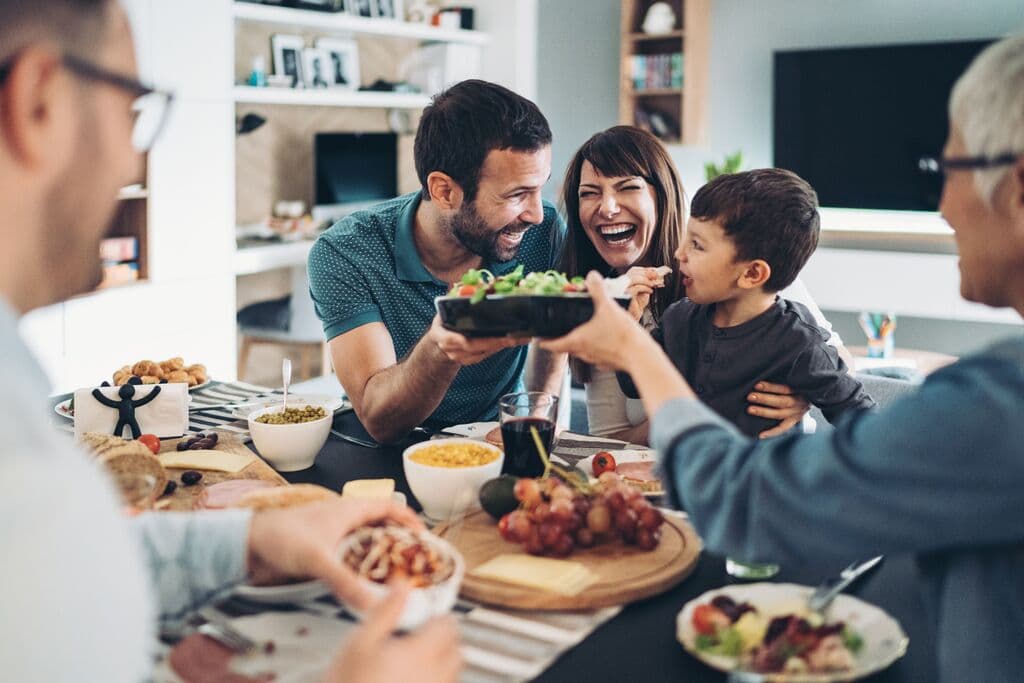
[357,337,460,443]
[526,345,566,395]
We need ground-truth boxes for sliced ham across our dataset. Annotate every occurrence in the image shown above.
[202,479,278,509]
[616,461,657,481]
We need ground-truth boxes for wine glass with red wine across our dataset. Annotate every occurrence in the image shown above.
[498,392,559,477]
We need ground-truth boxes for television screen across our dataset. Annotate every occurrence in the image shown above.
[315,132,398,206]
[773,39,993,211]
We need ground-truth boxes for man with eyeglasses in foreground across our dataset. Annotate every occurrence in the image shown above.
[0,1,461,680]
[542,34,1024,682]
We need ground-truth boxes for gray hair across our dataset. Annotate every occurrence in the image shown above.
[949,33,1024,205]
[0,0,112,65]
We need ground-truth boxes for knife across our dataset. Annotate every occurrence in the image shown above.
[807,555,884,613]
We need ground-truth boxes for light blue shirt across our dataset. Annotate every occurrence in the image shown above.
[0,299,251,680]
[651,336,1024,682]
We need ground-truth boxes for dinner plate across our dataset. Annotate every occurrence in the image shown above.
[568,448,664,498]
[228,394,349,419]
[677,582,909,682]
[232,578,331,605]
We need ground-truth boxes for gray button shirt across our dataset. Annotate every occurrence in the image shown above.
[621,297,875,436]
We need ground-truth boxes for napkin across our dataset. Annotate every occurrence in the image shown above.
[73,383,188,440]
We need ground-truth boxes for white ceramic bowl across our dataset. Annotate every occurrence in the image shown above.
[339,530,465,631]
[402,438,504,522]
[247,403,332,471]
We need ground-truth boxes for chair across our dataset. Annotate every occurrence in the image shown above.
[237,266,330,381]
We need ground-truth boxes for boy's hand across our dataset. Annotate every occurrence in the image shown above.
[747,381,811,438]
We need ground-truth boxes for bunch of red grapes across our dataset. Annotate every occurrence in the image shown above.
[497,471,665,556]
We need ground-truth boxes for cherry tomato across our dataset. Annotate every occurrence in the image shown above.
[692,604,731,636]
[562,284,578,292]
[592,451,617,476]
[458,284,477,296]
[137,433,160,455]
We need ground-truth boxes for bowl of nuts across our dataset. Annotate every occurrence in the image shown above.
[247,403,332,471]
[338,524,464,631]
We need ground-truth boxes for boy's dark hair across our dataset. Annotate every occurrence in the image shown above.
[0,0,112,65]
[690,168,820,292]
[414,79,552,203]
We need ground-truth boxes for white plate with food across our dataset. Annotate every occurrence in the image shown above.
[677,582,908,682]
[228,394,349,419]
[232,578,332,605]
[569,449,664,497]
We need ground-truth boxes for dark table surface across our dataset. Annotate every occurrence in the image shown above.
[289,412,936,682]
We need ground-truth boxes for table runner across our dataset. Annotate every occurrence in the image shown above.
[153,593,620,683]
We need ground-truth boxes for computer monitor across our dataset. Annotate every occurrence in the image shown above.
[313,132,398,221]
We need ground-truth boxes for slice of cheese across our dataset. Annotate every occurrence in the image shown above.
[470,554,597,596]
[342,478,396,500]
[158,449,254,473]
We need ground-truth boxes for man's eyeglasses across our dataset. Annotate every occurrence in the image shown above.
[918,152,1020,175]
[0,53,174,152]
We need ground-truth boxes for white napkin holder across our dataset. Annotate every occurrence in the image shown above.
[73,383,188,440]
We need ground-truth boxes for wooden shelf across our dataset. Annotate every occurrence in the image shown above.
[233,2,489,45]
[233,85,430,109]
[234,240,315,276]
[628,30,684,41]
[232,85,430,109]
[620,0,709,146]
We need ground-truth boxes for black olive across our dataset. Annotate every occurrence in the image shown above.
[159,378,168,384]
[128,375,142,385]
[175,440,190,451]
[188,442,205,450]
[100,381,111,387]
[206,432,218,444]
[180,470,203,486]
[162,480,177,496]
[195,438,214,449]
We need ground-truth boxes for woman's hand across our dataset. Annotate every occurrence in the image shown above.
[748,381,811,439]
[246,499,424,610]
[623,266,671,320]
[325,584,462,683]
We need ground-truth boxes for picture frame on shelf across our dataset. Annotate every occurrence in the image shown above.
[349,0,374,17]
[301,47,333,89]
[315,38,361,90]
[270,34,305,87]
[374,0,404,20]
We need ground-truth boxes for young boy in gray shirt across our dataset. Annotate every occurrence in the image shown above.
[620,169,874,437]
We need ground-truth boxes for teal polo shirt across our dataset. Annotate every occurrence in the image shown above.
[308,192,565,426]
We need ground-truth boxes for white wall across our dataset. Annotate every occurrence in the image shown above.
[19,0,237,393]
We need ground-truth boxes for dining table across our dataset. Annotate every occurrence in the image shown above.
[281,405,936,682]
[53,378,936,681]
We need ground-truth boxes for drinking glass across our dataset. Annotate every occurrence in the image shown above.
[725,557,780,580]
[498,392,558,477]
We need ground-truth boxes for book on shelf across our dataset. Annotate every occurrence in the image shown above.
[629,52,683,91]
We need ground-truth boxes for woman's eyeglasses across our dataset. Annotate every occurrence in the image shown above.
[0,53,174,152]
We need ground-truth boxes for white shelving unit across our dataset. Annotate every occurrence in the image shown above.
[233,85,430,109]
[233,2,489,45]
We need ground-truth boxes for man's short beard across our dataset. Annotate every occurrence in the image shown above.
[447,200,528,263]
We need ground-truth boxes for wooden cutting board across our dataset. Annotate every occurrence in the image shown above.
[154,434,288,511]
[434,510,702,610]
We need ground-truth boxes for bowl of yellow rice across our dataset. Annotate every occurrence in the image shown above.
[402,438,504,522]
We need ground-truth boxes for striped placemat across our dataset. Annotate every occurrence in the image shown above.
[152,592,619,683]
[53,381,284,439]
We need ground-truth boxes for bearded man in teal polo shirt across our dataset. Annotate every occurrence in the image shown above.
[309,80,565,443]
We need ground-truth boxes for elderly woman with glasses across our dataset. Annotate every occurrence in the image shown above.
[543,34,1024,681]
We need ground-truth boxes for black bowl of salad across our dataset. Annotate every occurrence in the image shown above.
[435,267,630,338]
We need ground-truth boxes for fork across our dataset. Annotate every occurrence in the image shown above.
[197,620,256,654]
